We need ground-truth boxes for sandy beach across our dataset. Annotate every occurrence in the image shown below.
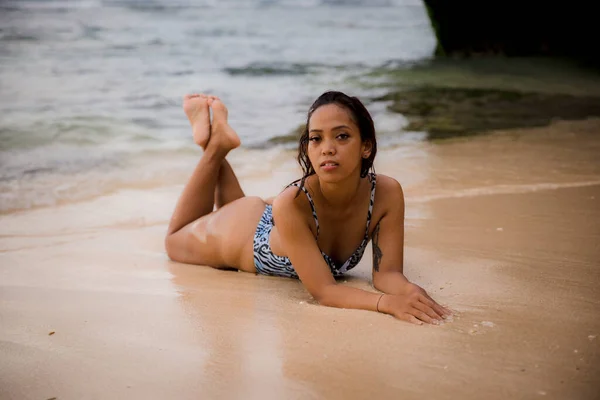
[1,118,599,400]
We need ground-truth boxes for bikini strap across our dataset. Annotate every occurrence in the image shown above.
[287,173,376,239]
[364,173,377,237]
[288,183,320,238]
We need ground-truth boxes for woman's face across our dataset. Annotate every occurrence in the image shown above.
[307,104,371,182]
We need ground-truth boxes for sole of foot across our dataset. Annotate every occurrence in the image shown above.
[183,93,211,149]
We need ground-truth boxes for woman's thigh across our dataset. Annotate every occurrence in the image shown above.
[167,196,266,272]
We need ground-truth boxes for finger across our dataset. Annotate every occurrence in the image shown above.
[442,305,453,316]
[406,315,423,325]
[441,306,452,316]
[420,291,437,305]
[422,293,451,318]
[432,302,448,319]
[418,295,444,320]
[414,301,442,322]
[436,302,453,317]
[410,308,435,324]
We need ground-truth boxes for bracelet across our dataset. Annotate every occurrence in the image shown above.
[376,293,385,313]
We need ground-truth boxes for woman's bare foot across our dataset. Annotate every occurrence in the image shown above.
[183,94,211,149]
[207,97,241,153]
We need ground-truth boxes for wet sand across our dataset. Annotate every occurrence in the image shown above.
[1,119,599,400]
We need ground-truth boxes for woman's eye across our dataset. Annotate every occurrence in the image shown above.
[337,133,349,139]
[309,137,320,142]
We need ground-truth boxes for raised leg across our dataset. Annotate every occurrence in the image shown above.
[167,95,240,236]
[215,159,245,209]
[185,94,245,209]
[166,94,264,272]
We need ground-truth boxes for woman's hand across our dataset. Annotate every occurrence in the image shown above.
[400,282,451,318]
[378,290,449,325]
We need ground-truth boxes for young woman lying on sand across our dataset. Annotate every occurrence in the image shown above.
[165,91,451,325]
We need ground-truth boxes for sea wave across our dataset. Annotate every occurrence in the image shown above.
[0,117,129,150]
[224,62,317,77]
[223,61,367,77]
[409,181,600,203]
[0,32,39,42]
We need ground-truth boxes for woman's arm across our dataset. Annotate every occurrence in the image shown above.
[272,190,383,311]
[370,177,409,293]
[371,177,450,318]
[272,188,443,324]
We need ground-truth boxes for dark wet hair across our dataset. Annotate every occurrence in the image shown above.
[295,90,377,193]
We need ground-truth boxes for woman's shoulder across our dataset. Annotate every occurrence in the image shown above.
[373,173,404,198]
[371,173,405,215]
[270,184,316,234]
[272,181,312,213]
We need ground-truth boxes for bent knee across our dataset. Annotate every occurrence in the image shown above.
[165,233,182,262]
[165,198,266,267]
[165,228,196,263]
[165,214,222,265]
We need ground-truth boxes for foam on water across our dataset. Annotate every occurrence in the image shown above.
[408,181,600,203]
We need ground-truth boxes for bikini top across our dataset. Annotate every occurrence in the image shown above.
[287,173,377,276]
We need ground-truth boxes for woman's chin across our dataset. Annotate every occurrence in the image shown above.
[314,169,353,183]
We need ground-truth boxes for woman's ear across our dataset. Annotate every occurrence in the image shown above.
[361,140,373,158]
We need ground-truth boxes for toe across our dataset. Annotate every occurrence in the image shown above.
[211,99,225,112]
[211,100,229,123]
[196,97,208,110]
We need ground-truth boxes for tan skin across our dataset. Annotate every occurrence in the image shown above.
[166,93,451,325]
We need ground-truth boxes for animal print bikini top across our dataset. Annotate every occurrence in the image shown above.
[287,173,377,276]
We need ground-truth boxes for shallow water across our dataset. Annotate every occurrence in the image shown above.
[0,0,436,212]
[2,0,600,213]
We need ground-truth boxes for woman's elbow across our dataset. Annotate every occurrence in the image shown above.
[312,284,337,306]
[372,275,384,292]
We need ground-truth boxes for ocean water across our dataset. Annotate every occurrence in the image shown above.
[2,0,599,213]
[0,0,436,212]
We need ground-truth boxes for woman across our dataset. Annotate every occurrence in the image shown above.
[165,91,451,325]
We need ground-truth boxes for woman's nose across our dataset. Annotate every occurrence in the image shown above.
[322,140,336,155]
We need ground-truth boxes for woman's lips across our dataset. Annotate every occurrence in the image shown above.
[321,163,339,171]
